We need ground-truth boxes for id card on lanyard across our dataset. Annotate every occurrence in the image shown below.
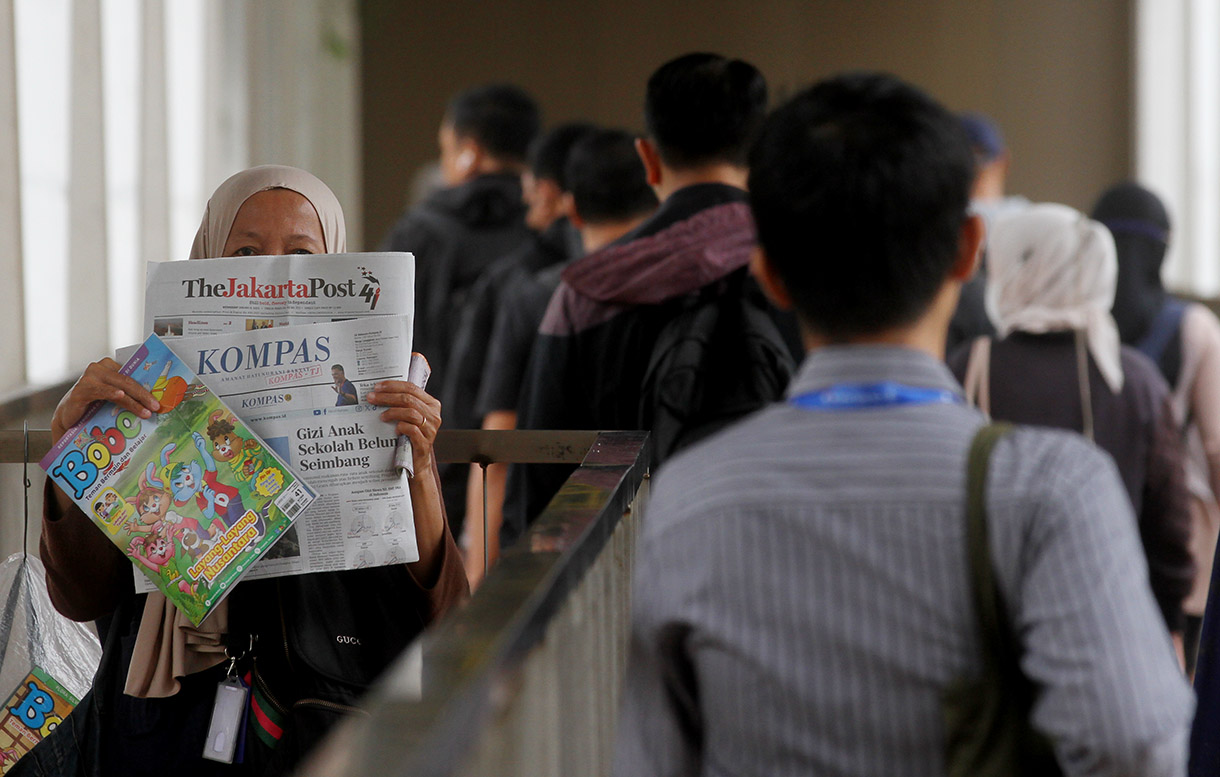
[789,381,963,411]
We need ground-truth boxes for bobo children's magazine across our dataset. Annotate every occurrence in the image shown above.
[39,334,316,627]
[0,667,78,773]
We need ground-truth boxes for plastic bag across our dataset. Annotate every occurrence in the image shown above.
[0,553,101,771]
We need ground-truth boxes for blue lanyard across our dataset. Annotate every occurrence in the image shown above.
[789,381,963,411]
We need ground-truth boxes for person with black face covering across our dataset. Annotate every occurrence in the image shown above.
[1093,181,1220,673]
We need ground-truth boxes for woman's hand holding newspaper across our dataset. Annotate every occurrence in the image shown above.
[365,375,441,477]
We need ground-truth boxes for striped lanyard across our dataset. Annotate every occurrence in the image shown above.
[789,381,963,411]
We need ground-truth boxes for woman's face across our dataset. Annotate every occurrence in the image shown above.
[222,188,326,257]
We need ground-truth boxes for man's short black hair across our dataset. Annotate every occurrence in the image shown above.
[748,72,976,338]
[332,364,345,373]
[565,129,659,224]
[446,83,541,163]
[528,122,598,189]
[644,52,767,169]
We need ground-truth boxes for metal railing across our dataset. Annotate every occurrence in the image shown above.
[0,380,75,428]
[1,426,650,777]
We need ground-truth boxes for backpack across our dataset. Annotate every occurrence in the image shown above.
[1136,296,1188,389]
[638,268,796,466]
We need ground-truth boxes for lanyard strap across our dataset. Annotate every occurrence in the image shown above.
[789,381,964,411]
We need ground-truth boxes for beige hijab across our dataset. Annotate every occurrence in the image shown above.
[985,202,1124,393]
[126,165,346,698]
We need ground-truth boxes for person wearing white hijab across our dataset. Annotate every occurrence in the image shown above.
[948,202,1194,653]
[32,165,467,776]
[984,202,1124,396]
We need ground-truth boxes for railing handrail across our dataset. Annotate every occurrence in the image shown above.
[0,379,76,428]
[0,428,604,466]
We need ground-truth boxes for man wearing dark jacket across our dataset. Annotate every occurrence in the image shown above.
[464,128,660,585]
[503,53,796,546]
[442,123,594,438]
[439,122,592,538]
[380,83,540,384]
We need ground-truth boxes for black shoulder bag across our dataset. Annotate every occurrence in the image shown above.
[942,423,1064,777]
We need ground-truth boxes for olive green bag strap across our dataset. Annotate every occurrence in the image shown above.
[943,423,1063,777]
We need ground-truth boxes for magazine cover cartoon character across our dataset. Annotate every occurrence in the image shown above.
[127,521,201,596]
[205,411,272,486]
[138,358,208,414]
[179,523,214,561]
[99,491,119,518]
[160,434,245,536]
[126,462,208,540]
[92,491,118,520]
[91,489,133,534]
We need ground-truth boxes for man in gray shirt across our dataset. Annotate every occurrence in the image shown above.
[613,73,1193,776]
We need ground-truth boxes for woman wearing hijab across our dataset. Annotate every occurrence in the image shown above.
[1093,181,1220,674]
[28,166,467,775]
[947,202,1194,654]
